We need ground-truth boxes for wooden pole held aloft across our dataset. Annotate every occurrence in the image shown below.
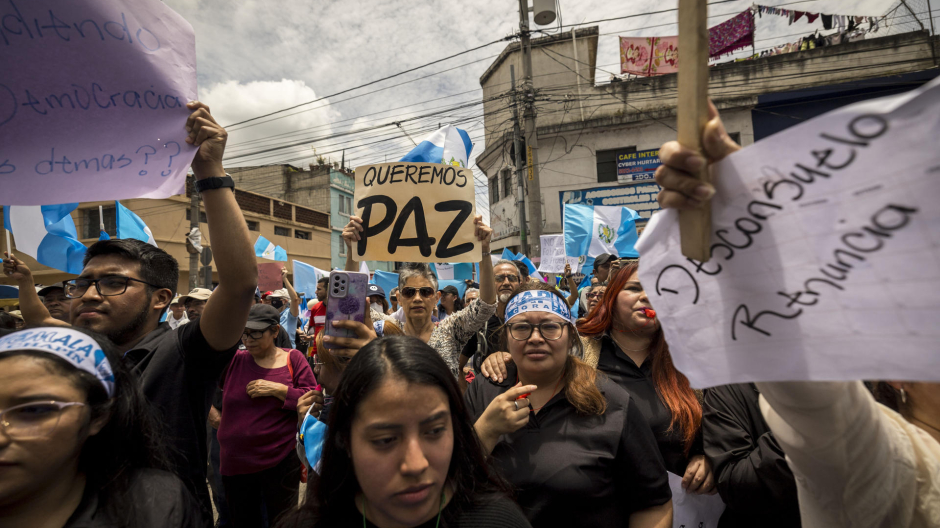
[677,0,712,262]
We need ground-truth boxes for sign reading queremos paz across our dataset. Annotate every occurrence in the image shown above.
[353,162,482,263]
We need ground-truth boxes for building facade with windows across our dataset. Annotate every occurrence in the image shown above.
[228,163,395,272]
[0,183,332,296]
[477,26,939,255]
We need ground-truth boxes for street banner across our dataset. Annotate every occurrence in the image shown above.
[353,162,481,263]
[636,77,940,388]
[537,234,580,274]
[257,263,284,292]
[1,0,198,205]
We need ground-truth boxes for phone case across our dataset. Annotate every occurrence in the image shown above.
[323,271,370,349]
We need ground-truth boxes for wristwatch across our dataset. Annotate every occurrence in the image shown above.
[195,174,235,193]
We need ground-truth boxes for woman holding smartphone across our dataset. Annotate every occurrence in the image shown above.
[341,215,498,379]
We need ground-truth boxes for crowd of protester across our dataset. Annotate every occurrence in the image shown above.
[1,101,937,528]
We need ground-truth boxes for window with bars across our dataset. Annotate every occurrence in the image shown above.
[81,206,116,239]
[274,226,290,236]
[338,195,352,215]
[489,177,499,204]
[502,169,513,200]
[295,230,311,240]
[596,147,636,183]
[246,220,259,231]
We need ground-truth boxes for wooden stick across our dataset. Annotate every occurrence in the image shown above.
[4,228,11,257]
[677,0,712,262]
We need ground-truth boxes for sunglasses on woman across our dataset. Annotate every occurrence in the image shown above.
[399,287,435,299]
[242,326,276,339]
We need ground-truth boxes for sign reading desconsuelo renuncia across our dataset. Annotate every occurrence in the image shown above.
[0,0,197,206]
[617,148,662,183]
[353,162,482,263]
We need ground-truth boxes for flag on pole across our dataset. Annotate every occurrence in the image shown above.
[400,125,474,168]
[292,259,328,299]
[500,248,515,261]
[115,201,157,247]
[359,260,370,279]
[98,205,110,240]
[254,235,287,261]
[3,204,86,273]
[564,204,641,258]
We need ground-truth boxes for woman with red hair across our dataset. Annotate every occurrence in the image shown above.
[483,261,715,494]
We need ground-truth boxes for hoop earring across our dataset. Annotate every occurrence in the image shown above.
[900,387,907,404]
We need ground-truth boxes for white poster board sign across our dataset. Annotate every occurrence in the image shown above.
[636,78,940,388]
[537,234,580,273]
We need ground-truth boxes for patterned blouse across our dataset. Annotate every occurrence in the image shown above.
[376,299,497,377]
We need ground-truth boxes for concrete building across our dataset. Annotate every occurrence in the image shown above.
[228,163,397,272]
[477,26,940,255]
[0,183,332,296]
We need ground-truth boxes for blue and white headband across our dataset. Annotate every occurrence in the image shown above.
[0,328,115,398]
[505,289,574,324]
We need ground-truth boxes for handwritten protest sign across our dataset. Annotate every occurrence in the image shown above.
[257,263,284,292]
[353,162,481,263]
[1,0,197,205]
[636,78,940,388]
[537,234,580,273]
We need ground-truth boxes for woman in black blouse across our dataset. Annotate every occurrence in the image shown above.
[468,284,673,528]
[278,336,530,528]
[483,263,716,495]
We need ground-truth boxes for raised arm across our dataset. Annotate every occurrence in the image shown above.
[342,216,362,272]
[2,253,67,327]
[282,266,300,317]
[475,216,495,304]
[563,263,578,307]
[185,101,258,351]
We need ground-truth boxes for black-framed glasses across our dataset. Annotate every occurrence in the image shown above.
[507,321,566,341]
[494,274,520,284]
[400,287,435,299]
[0,401,86,439]
[586,290,606,299]
[242,326,276,340]
[65,276,161,299]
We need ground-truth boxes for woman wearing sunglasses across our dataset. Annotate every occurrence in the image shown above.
[0,326,202,527]
[342,215,498,379]
[217,304,317,528]
[466,284,673,527]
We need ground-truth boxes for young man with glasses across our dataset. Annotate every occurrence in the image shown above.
[2,101,257,525]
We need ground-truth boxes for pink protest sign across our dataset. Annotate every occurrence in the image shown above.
[0,0,198,205]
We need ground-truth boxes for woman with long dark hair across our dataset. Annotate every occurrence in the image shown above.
[0,326,201,527]
[278,335,530,528]
[468,284,673,527]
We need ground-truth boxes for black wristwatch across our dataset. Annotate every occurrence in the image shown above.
[195,174,235,193]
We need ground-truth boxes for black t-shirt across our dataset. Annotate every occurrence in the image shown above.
[65,469,203,528]
[465,365,671,527]
[123,320,237,525]
[596,334,703,475]
[318,493,531,528]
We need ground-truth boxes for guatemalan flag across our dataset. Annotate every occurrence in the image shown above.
[400,125,474,168]
[254,235,287,261]
[564,204,641,259]
[115,202,157,247]
[3,204,86,274]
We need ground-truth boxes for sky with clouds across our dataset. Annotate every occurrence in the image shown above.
[164,0,909,219]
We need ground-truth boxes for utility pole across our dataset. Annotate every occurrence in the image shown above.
[510,65,529,255]
[188,176,200,291]
[518,0,544,258]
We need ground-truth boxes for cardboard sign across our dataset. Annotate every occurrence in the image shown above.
[636,77,940,388]
[353,162,481,263]
[0,0,198,205]
[257,263,284,293]
[537,234,580,273]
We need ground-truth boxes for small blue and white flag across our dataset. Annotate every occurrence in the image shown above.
[3,204,86,274]
[254,235,287,261]
[400,125,474,168]
[115,201,157,247]
[564,204,641,259]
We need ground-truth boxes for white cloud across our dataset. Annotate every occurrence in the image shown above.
[198,79,337,167]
